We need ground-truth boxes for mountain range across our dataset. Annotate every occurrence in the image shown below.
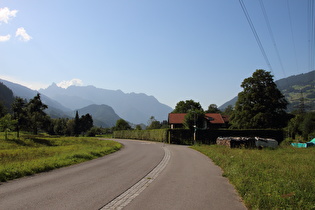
[1,70,314,127]
[0,79,173,127]
[219,70,315,112]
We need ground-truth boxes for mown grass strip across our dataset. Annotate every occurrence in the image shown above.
[0,136,122,182]
[191,145,315,210]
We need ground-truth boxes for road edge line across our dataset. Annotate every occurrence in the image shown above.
[101,146,171,210]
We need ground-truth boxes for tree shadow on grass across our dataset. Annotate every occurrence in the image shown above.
[30,138,55,146]
[10,139,28,146]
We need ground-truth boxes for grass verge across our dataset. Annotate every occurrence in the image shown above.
[191,144,315,210]
[0,135,122,182]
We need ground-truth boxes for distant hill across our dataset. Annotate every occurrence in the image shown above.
[0,82,14,112]
[40,83,173,124]
[0,78,173,125]
[219,70,315,112]
[75,104,121,128]
[0,79,72,118]
[276,71,315,112]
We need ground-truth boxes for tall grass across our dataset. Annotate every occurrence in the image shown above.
[192,145,315,210]
[0,135,122,182]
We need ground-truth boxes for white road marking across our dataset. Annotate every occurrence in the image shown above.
[101,146,171,210]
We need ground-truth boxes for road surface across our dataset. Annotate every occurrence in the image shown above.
[0,139,246,209]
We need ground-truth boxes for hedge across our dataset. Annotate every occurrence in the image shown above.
[113,129,168,142]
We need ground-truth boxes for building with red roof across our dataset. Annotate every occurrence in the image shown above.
[168,113,229,129]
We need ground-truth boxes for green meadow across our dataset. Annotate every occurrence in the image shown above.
[192,144,315,210]
[0,133,121,182]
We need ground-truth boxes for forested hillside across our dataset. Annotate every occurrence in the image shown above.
[0,82,14,114]
[276,70,315,112]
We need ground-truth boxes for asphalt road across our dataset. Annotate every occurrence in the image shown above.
[0,139,246,210]
[124,144,246,210]
[0,139,164,210]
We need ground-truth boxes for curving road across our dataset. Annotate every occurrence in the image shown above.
[0,139,246,209]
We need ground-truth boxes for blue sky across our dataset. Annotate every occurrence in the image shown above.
[0,1,313,109]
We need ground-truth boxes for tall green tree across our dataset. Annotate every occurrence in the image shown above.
[172,100,203,113]
[230,69,288,129]
[27,93,49,134]
[73,111,80,136]
[80,113,93,133]
[12,97,27,138]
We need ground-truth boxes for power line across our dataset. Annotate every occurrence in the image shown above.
[259,0,286,78]
[308,0,315,71]
[286,0,300,74]
[239,0,274,74]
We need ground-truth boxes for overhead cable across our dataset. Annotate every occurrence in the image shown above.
[239,0,274,74]
[308,0,315,71]
[259,0,286,78]
[286,0,300,74]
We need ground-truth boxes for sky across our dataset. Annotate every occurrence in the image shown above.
[1,0,314,109]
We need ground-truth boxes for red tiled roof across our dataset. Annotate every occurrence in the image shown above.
[168,113,186,124]
[168,113,226,124]
[204,113,225,124]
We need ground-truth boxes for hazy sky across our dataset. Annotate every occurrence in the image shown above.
[1,1,313,109]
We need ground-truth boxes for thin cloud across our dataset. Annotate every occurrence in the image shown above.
[0,7,18,24]
[57,79,84,88]
[15,27,32,42]
[0,34,10,42]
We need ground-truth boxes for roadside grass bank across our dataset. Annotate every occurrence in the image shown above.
[191,144,315,210]
[0,134,122,182]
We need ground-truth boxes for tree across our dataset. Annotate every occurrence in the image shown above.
[147,116,161,129]
[26,93,49,134]
[222,105,234,116]
[66,119,75,136]
[183,109,205,130]
[12,97,27,138]
[0,102,7,118]
[286,114,303,139]
[73,111,80,136]
[0,114,17,140]
[135,125,143,130]
[300,112,315,140]
[230,69,288,129]
[115,119,131,130]
[160,120,169,129]
[53,118,68,135]
[206,104,221,113]
[172,100,203,113]
[80,113,93,133]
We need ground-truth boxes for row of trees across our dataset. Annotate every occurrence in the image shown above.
[0,92,169,138]
[0,93,96,138]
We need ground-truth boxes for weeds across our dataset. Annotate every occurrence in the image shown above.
[192,145,315,210]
